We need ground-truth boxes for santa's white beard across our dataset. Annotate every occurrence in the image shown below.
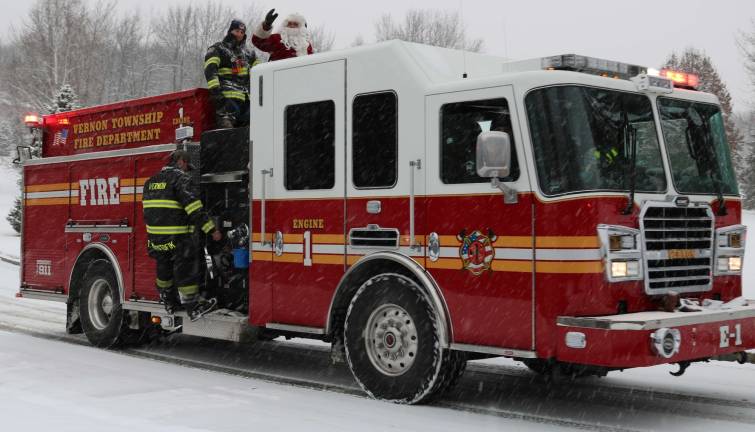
[279,27,310,56]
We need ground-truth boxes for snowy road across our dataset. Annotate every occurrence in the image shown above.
[2,256,755,432]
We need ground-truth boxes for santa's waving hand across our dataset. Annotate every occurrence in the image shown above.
[253,9,313,62]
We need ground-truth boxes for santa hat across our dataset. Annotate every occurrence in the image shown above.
[281,13,307,29]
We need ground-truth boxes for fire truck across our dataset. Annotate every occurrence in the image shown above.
[17,41,755,404]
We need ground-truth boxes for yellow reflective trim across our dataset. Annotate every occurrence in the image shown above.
[201,220,216,234]
[184,200,203,215]
[207,78,220,89]
[146,225,194,235]
[156,278,173,288]
[218,67,249,76]
[204,57,221,68]
[221,90,246,100]
[143,199,182,209]
[177,284,199,295]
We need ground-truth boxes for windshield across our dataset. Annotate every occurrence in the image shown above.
[657,98,738,195]
[526,86,666,196]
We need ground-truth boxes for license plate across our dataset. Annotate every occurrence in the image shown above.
[668,249,697,259]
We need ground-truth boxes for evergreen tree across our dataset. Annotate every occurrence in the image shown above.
[6,186,22,233]
[45,83,79,114]
[662,49,748,204]
[6,84,80,233]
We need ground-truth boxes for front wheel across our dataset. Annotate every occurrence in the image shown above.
[80,260,126,348]
[344,273,446,404]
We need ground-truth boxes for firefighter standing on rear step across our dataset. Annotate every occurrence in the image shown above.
[204,19,259,129]
[143,150,223,321]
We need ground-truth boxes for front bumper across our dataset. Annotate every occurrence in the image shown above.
[555,299,755,368]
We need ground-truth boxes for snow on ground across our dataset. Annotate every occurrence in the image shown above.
[1,328,573,432]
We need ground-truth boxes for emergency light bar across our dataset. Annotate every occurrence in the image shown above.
[541,54,647,80]
[660,69,699,90]
[24,113,42,129]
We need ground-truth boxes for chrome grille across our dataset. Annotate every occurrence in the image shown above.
[640,203,714,294]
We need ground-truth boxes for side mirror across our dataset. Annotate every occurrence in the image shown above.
[13,146,32,165]
[476,131,511,178]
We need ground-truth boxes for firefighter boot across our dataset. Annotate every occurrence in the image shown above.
[185,297,218,322]
[159,289,181,315]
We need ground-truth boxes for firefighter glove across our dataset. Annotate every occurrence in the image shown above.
[264,9,278,30]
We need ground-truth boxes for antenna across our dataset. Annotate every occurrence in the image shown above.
[460,0,468,78]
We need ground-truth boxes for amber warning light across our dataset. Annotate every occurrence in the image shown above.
[660,69,699,90]
[24,113,42,129]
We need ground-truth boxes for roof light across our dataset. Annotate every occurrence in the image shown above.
[660,69,699,90]
[24,113,42,129]
[541,54,647,80]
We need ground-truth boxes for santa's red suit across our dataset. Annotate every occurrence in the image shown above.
[252,13,313,61]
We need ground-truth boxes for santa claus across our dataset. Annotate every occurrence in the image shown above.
[252,9,313,61]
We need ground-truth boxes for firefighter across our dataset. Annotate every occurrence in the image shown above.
[143,150,223,321]
[252,9,313,61]
[204,19,259,129]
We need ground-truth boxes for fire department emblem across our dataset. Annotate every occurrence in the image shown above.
[457,229,497,275]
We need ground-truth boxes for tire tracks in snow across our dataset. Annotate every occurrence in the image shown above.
[3,323,755,431]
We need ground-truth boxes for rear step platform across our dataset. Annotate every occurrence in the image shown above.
[124,301,251,342]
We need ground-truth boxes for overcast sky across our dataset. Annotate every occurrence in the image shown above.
[2,0,753,111]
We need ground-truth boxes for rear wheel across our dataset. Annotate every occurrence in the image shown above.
[80,260,126,348]
[344,273,447,404]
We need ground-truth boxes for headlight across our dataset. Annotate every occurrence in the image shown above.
[598,225,643,282]
[715,225,746,276]
[611,260,640,278]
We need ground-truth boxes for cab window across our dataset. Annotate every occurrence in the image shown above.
[440,98,519,184]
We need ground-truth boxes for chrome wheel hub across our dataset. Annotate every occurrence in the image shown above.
[365,303,418,376]
[88,279,114,330]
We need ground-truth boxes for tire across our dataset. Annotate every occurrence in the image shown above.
[344,273,445,404]
[80,260,126,348]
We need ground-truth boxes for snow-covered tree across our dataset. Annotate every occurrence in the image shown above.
[375,9,483,52]
[45,83,79,114]
[6,187,22,233]
[737,22,755,208]
[309,25,335,53]
[0,118,19,159]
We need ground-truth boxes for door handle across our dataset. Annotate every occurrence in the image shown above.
[273,231,284,256]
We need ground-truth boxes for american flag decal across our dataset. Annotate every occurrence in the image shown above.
[52,128,68,146]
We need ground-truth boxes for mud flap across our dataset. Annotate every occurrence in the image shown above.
[66,298,82,334]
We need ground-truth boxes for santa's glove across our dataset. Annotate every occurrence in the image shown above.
[263,9,278,31]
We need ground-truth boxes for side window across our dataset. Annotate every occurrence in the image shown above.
[440,98,519,184]
[284,100,335,190]
[352,92,398,188]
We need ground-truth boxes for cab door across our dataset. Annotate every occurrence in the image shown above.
[267,60,346,328]
[425,86,535,352]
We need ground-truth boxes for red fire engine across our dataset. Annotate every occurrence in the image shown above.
[17,42,755,404]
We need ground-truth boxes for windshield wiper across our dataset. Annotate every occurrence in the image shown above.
[686,110,727,215]
[622,121,637,215]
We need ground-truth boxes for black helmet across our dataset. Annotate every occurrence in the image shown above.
[170,150,195,171]
[226,19,247,44]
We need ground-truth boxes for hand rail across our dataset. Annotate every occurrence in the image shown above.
[409,159,421,250]
[260,168,273,246]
